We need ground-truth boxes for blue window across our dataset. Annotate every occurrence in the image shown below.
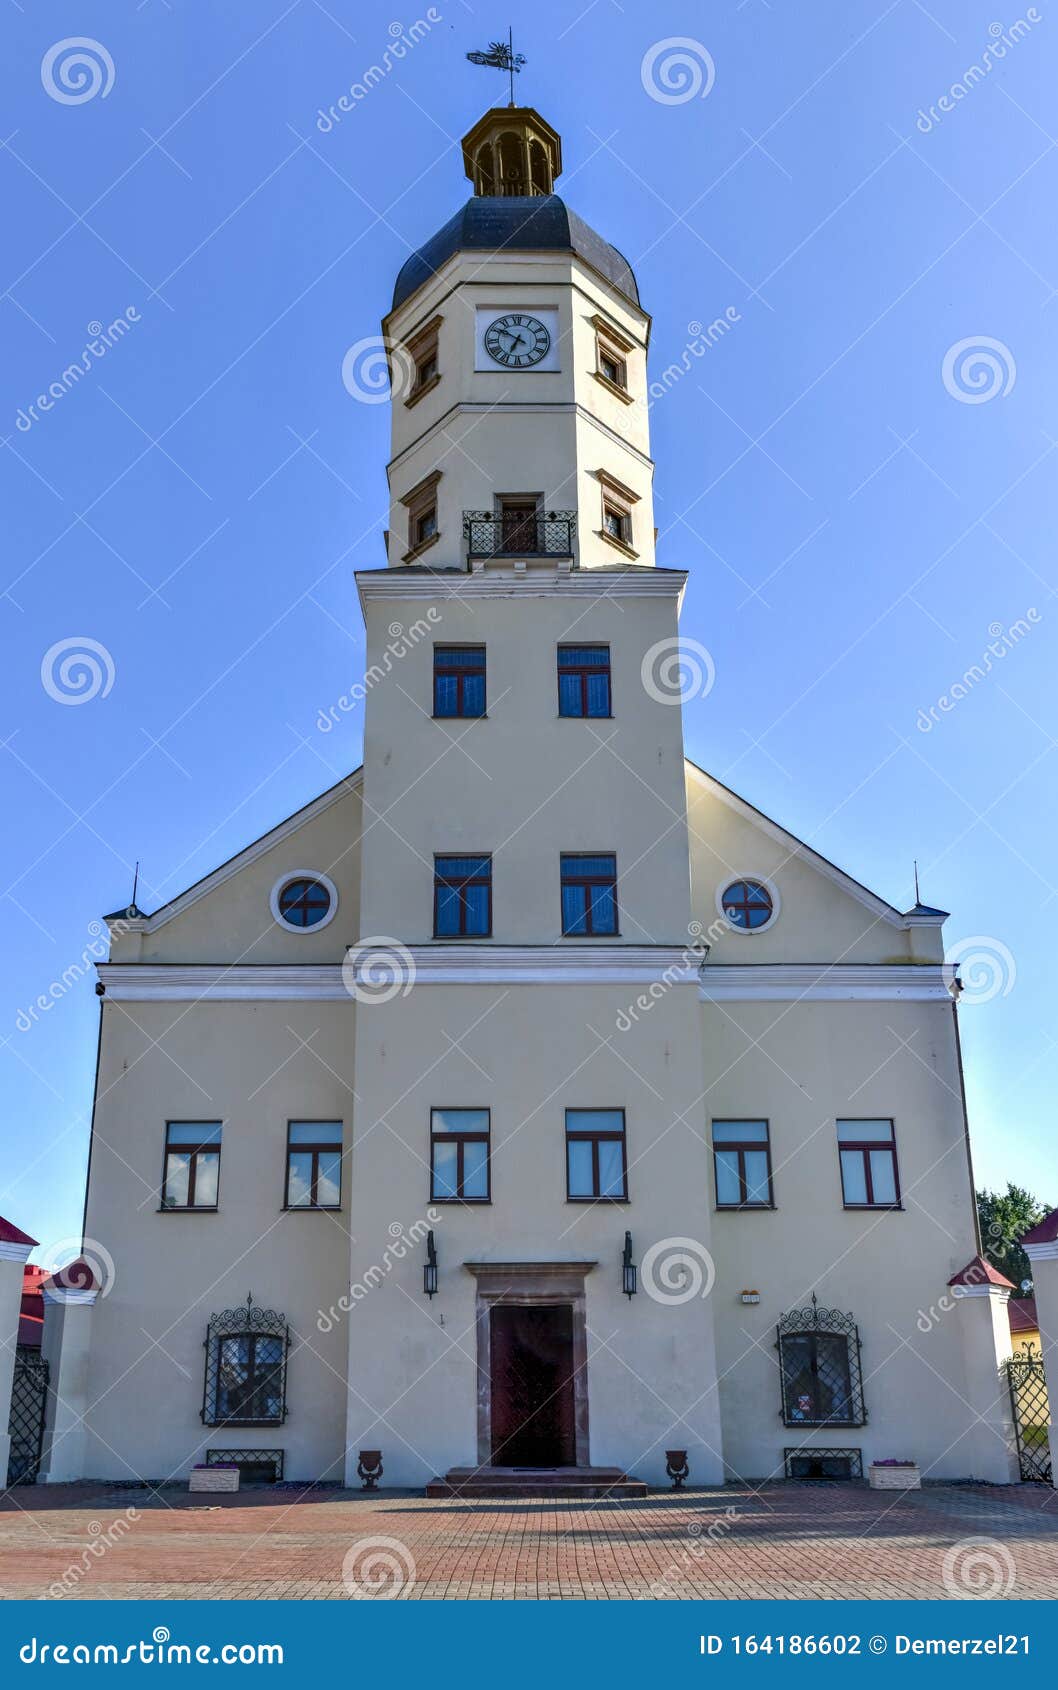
[277,877,332,929]
[558,645,611,717]
[712,1120,773,1208]
[431,1108,490,1201]
[434,646,485,718]
[560,854,618,936]
[720,879,774,931]
[434,856,492,937]
[566,1109,627,1200]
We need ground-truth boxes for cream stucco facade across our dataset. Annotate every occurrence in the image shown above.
[55,104,1018,1494]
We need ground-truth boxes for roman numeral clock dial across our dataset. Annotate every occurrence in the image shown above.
[483,313,551,368]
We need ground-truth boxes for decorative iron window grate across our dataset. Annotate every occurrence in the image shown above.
[201,1295,290,1428]
[784,1447,863,1481]
[463,510,576,560]
[205,1448,284,1483]
[6,1349,49,1487]
[777,1294,866,1428]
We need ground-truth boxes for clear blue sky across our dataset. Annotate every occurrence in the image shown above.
[3,1,1056,1259]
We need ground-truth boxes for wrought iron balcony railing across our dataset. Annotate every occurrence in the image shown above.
[463,510,576,561]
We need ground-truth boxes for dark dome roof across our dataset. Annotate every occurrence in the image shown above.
[392,195,639,310]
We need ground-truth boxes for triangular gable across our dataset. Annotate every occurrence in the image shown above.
[684,758,907,929]
[117,769,363,934]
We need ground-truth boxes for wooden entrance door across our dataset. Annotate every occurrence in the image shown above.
[489,1303,576,1467]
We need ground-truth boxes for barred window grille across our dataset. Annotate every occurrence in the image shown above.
[777,1294,866,1428]
[201,1295,290,1428]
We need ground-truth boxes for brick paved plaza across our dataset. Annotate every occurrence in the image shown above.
[1,1482,1057,1600]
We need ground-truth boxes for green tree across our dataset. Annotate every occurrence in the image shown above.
[977,1184,1051,1292]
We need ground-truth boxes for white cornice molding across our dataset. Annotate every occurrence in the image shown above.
[951,1283,1012,1301]
[685,761,910,930]
[699,965,953,1002]
[42,1287,99,1307]
[127,771,363,935]
[0,1241,35,1264]
[98,958,955,1001]
[98,947,702,998]
[357,566,686,609]
[1024,1241,1058,1262]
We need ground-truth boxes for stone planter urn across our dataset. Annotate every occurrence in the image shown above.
[357,1449,383,1489]
[868,1460,921,1490]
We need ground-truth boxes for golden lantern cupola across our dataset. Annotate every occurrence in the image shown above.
[461,106,563,198]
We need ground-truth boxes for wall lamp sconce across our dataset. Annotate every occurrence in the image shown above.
[424,1230,438,1298]
[622,1230,637,1299]
[740,1289,760,1305]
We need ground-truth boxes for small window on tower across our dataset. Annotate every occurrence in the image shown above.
[401,470,442,562]
[402,315,443,409]
[595,470,639,558]
[591,315,634,402]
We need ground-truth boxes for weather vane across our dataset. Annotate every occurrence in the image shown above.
[466,29,526,107]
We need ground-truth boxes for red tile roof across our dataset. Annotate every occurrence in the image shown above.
[1021,1206,1058,1247]
[1008,1296,1039,1335]
[948,1253,1015,1290]
[42,1257,99,1294]
[0,1215,38,1248]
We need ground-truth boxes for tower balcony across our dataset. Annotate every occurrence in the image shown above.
[463,509,576,564]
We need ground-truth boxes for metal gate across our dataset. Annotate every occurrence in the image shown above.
[1006,1353,1052,1484]
[5,1349,49,1488]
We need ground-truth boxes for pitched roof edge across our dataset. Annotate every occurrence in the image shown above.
[684,758,907,929]
[115,768,364,936]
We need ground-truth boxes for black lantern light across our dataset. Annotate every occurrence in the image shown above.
[622,1230,637,1299]
[424,1229,438,1298]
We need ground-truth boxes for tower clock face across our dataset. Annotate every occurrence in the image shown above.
[483,313,552,368]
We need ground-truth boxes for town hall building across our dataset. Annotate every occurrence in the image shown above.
[39,101,1019,1494]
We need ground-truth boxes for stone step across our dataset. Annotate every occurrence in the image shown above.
[426,1466,648,1499]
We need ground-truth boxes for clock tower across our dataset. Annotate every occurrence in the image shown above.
[344,102,724,1490]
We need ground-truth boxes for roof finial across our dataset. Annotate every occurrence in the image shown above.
[466,28,526,106]
[913,858,921,905]
[128,859,140,919]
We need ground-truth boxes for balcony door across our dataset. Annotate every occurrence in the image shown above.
[498,497,539,556]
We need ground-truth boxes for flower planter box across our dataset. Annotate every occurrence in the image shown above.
[869,1462,920,1490]
[189,1467,240,1493]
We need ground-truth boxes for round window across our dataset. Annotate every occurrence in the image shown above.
[271,872,338,933]
[719,878,776,933]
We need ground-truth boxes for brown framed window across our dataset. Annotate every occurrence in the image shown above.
[558,645,611,718]
[285,1121,342,1210]
[162,1122,221,1210]
[400,469,442,561]
[595,469,639,556]
[433,646,485,718]
[402,313,442,408]
[591,314,634,401]
[431,1108,490,1201]
[712,1120,773,1208]
[434,855,492,936]
[561,853,618,936]
[566,1108,627,1200]
[837,1119,901,1209]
